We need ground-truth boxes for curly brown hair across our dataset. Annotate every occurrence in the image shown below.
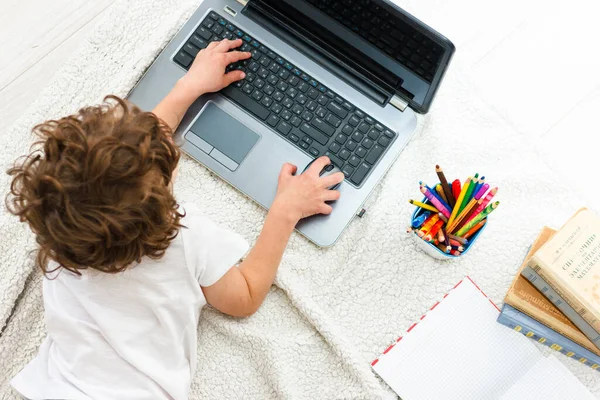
[6,96,184,275]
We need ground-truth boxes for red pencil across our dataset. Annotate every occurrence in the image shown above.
[451,179,461,203]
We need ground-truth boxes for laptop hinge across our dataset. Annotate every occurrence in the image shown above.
[236,0,248,5]
[390,95,408,112]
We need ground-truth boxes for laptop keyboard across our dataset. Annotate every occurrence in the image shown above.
[173,11,397,187]
[307,0,442,82]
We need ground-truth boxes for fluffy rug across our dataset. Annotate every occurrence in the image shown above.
[1,0,598,398]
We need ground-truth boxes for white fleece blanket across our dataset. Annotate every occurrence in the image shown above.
[1,0,599,398]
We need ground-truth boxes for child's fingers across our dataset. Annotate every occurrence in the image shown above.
[215,38,243,52]
[223,70,246,86]
[322,189,341,202]
[306,156,330,177]
[278,163,297,184]
[224,51,252,65]
[206,41,220,50]
[320,172,344,188]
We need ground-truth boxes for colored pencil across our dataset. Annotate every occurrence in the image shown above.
[437,212,448,223]
[456,201,499,236]
[424,220,444,241]
[412,211,431,228]
[452,179,461,202]
[463,220,486,240]
[442,227,451,253]
[435,165,455,208]
[418,213,440,237]
[435,184,448,203]
[437,228,445,243]
[436,242,450,254]
[409,199,438,213]
[420,182,452,211]
[448,234,468,245]
[474,183,489,200]
[467,187,498,223]
[447,177,471,228]
[449,239,462,247]
[459,178,477,214]
[406,226,414,233]
[447,197,478,233]
[451,250,462,256]
[452,198,483,233]
[474,176,485,196]
[420,186,451,218]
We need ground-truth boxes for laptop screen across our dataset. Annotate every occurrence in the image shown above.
[256,0,454,113]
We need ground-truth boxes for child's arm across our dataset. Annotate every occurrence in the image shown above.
[152,39,251,131]
[202,157,344,317]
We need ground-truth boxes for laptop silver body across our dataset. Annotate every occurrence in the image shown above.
[128,0,422,247]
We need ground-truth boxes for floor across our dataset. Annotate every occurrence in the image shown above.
[1,0,599,204]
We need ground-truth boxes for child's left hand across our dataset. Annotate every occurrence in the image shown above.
[179,39,251,98]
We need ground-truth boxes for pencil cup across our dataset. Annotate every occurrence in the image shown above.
[410,195,487,260]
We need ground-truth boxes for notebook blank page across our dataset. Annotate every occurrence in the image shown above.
[373,279,543,400]
[499,355,595,400]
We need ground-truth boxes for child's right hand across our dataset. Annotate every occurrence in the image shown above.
[271,157,344,223]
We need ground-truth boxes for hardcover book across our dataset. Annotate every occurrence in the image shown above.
[498,304,600,371]
[525,209,600,334]
[504,227,600,355]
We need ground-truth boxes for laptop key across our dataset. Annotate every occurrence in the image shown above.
[324,151,343,168]
[325,113,341,128]
[311,117,335,136]
[267,114,280,127]
[221,87,270,121]
[277,121,292,135]
[350,163,370,185]
[309,147,319,157]
[189,35,208,49]
[355,146,367,158]
[341,165,354,178]
[174,51,193,68]
[329,142,341,153]
[365,144,384,165]
[348,155,360,167]
[196,26,213,40]
[327,102,348,119]
[300,123,328,145]
[378,136,390,147]
[290,116,302,127]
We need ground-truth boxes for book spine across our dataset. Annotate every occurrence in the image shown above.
[497,306,600,371]
[522,266,600,349]
[527,256,600,333]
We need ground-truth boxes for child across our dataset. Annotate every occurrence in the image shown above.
[7,39,344,400]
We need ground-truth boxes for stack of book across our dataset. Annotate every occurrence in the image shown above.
[498,209,600,371]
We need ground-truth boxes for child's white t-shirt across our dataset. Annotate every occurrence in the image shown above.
[11,204,249,400]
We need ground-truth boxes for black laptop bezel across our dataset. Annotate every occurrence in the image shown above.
[250,0,455,114]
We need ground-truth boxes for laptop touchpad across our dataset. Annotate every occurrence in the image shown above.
[186,102,260,171]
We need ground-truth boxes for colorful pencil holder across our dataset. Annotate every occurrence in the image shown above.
[410,194,488,260]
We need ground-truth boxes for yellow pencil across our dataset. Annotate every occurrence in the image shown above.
[447,197,477,233]
[435,184,448,203]
[409,199,439,213]
[447,177,471,228]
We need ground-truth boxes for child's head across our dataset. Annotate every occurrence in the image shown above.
[7,96,183,275]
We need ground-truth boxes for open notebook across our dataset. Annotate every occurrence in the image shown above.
[371,277,595,400]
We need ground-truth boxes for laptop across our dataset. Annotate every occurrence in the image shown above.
[128,0,454,247]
